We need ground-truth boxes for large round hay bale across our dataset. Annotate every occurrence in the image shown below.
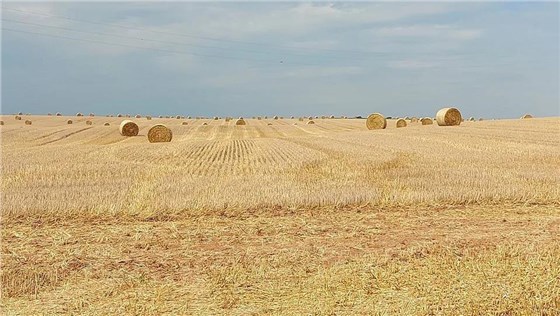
[213,117,219,120]
[421,117,433,125]
[396,119,407,128]
[291,116,295,119]
[521,114,533,119]
[104,122,110,126]
[366,113,387,130]
[307,120,315,125]
[235,118,246,125]
[25,120,32,125]
[119,120,139,136]
[15,115,22,120]
[147,124,172,143]
[182,121,188,125]
[86,120,93,125]
[264,116,268,119]
[67,119,73,124]
[187,116,192,119]
[436,108,462,126]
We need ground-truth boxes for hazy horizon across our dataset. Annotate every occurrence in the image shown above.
[2,2,559,118]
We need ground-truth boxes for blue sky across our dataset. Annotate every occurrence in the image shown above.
[2,2,559,118]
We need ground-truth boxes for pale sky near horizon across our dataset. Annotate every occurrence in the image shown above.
[2,2,559,118]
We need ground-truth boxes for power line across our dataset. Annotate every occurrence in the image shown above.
[2,18,360,61]
[2,27,331,66]
[3,7,386,56]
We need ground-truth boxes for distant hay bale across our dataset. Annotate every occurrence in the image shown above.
[366,113,387,130]
[202,122,208,125]
[421,117,433,125]
[166,116,171,119]
[321,116,326,119]
[56,112,62,116]
[135,114,141,118]
[159,115,163,118]
[67,119,73,124]
[298,117,304,121]
[126,114,131,118]
[315,116,319,119]
[18,112,23,115]
[187,116,192,119]
[273,116,279,120]
[257,117,262,120]
[386,116,393,119]
[436,107,462,126]
[182,121,188,125]
[117,114,123,117]
[119,120,139,136]
[146,116,152,120]
[291,116,295,119]
[469,117,475,121]
[308,116,313,120]
[176,115,181,119]
[330,115,335,119]
[25,120,32,125]
[225,117,231,122]
[521,114,533,119]
[405,116,410,120]
[293,123,297,125]
[307,120,315,125]
[479,118,484,121]
[235,118,246,125]
[104,122,110,126]
[396,119,407,128]
[264,116,268,119]
[267,123,273,125]
[343,116,348,119]
[86,120,93,125]
[147,124,172,143]
[89,113,95,117]
[47,113,52,116]
[410,117,419,123]
[214,117,219,120]
[15,115,22,120]
[0,121,4,126]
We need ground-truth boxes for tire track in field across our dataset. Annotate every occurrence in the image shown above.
[37,127,94,146]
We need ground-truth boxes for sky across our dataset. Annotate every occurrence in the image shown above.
[1,2,559,118]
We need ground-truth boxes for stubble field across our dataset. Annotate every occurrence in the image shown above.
[1,115,559,314]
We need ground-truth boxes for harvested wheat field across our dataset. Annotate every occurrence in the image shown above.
[1,115,560,315]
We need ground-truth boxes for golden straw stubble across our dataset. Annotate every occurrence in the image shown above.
[436,107,462,126]
[396,119,407,128]
[119,120,139,136]
[366,113,387,130]
[147,124,172,143]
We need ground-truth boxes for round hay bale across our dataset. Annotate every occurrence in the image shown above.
[89,113,95,117]
[0,121,4,126]
[104,122,110,126]
[15,115,22,120]
[56,112,62,116]
[67,119,73,124]
[119,120,139,136]
[308,116,313,120]
[117,114,123,117]
[264,116,268,119]
[468,117,475,121]
[307,120,315,125]
[330,115,335,119]
[291,116,295,119]
[257,117,262,120]
[86,120,93,125]
[298,117,304,121]
[158,115,163,118]
[404,116,410,120]
[366,113,387,130]
[436,107,462,126]
[421,117,433,125]
[146,116,152,120]
[182,121,188,125]
[18,112,23,115]
[478,118,484,121]
[47,113,52,116]
[147,124,172,143]
[396,119,407,128]
[273,116,279,120]
[315,116,319,119]
[213,117,219,120]
[521,114,533,119]
[25,120,32,125]
[202,122,208,125]
[267,123,272,125]
[166,116,171,119]
[187,116,192,119]
[235,118,246,125]
[175,115,180,119]
[321,116,326,119]
[76,112,83,117]
[135,114,141,118]
[410,117,419,123]
[126,114,131,118]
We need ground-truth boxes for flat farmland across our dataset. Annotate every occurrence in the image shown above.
[1,115,559,314]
